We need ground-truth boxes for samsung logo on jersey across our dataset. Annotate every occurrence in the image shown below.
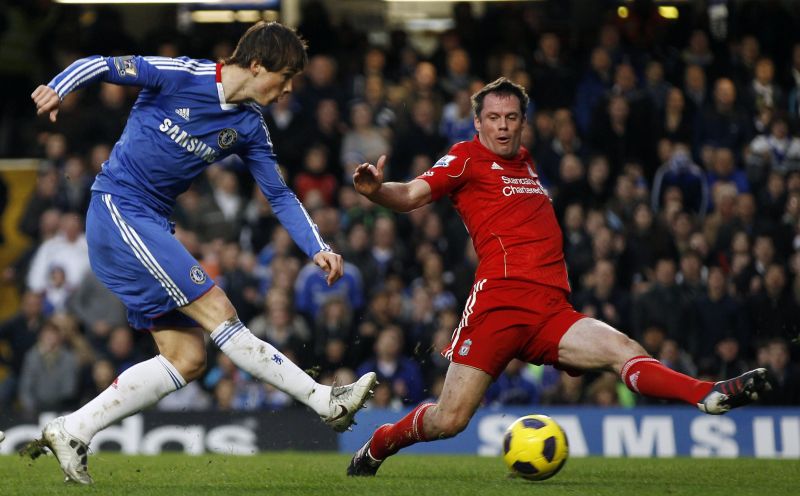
[159,118,218,164]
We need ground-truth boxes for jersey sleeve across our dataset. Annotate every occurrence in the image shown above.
[243,116,332,259]
[416,143,471,201]
[46,55,207,99]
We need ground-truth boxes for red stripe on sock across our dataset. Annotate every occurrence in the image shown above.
[621,355,713,405]
[369,403,435,460]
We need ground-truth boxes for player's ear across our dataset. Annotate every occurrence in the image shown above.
[473,114,481,132]
[249,59,261,76]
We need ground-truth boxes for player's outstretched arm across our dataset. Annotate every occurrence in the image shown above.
[31,85,61,122]
[352,155,432,212]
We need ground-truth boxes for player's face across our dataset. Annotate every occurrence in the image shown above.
[474,93,525,159]
[253,65,295,106]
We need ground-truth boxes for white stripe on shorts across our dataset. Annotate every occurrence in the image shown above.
[445,278,487,360]
[102,194,189,306]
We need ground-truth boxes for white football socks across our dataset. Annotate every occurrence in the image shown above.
[63,355,186,444]
[210,318,331,416]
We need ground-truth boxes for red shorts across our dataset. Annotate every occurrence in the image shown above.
[441,278,586,379]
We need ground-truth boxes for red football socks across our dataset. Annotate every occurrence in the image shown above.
[369,403,435,460]
[621,356,713,404]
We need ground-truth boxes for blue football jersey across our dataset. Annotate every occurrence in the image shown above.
[47,55,329,258]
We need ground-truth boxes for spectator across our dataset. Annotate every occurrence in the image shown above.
[538,117,586,187]
[440,88,476,146]
[356,325,424,405]
[745,264,800,343]
[391,98,448,181]
[485,359,540,406]
[590,95,650,177]
[656,87,693,145]
[531,33,574,110]
[682,64,708,118]
[0,291,45,407]
[632,258,682,341]
[652,143,709,216]
[439,48,471,100]
[746,116,800,183]
[760,338,800,405]
[67,271,128,339]
[340,101,391,179]
[106,326,142,374]
[695,78,751,160]
[562,203,593,288]
[706,147,750,201]
[690,267,743,359]
[25,212,90,296]
[644,60,672,113]
[18,166,59,241]
[18,320,79,415]
[307,99,344,177]
[574,47,613,135]
[573,259,630,332]
[294,257,364,321]
[698,337,750,383]
[744,58,785,117]
[249,288,312,362]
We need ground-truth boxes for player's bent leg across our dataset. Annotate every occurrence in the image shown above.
[557,318,769,413]
[422,363,492,439]
[151,328,207,382]
[348,363,491,476]
[556,317,645,372]
[22,331,196,484]
[180,286,376,431]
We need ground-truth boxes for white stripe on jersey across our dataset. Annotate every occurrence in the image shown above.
[66,66,110,96]
[149,67,216,75]
[144,57,215,68]
[102,194,189,306]
[256,118,330,253]
[143,56,214,66]
[445,279,487,360]
[55,58,107,96]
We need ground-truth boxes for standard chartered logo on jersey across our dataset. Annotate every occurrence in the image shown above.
[501,175,546,197]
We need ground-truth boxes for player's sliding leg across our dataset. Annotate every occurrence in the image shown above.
[182,287,376,431]
[558,318,770,414]
[348,363,491,476]
[21,328,204,485]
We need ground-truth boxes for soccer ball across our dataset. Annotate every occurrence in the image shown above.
[502,414,569,481]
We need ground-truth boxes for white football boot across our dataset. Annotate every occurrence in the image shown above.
[21,416,93,485]
[323,372,378,432]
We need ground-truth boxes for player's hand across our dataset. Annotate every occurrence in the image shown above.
[313,250,344,286]
[352,155,386,197]
[31,85,60,122]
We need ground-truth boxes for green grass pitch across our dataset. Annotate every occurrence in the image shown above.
[0,453,796,496]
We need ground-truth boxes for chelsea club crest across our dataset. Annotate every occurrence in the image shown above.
[189,265,207,284]
[218,128,238,149]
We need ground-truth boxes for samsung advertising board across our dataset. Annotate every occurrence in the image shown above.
[340,407,800,459]
[0,407,797,458]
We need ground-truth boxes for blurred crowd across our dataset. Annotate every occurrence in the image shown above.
[2,0,800,417]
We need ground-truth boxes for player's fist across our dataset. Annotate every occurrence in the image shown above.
[352,155,386,197]
[31,85,60,122]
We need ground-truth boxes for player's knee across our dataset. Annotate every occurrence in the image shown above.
[168,352,207,382]
[614,334,648,370]
[435,410,471,438]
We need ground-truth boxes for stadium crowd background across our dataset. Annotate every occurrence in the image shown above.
[1,0,800,418]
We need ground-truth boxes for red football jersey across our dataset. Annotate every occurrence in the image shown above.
[418,136,570,292]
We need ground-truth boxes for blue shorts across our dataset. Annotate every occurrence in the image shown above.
[86,192,215,330]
